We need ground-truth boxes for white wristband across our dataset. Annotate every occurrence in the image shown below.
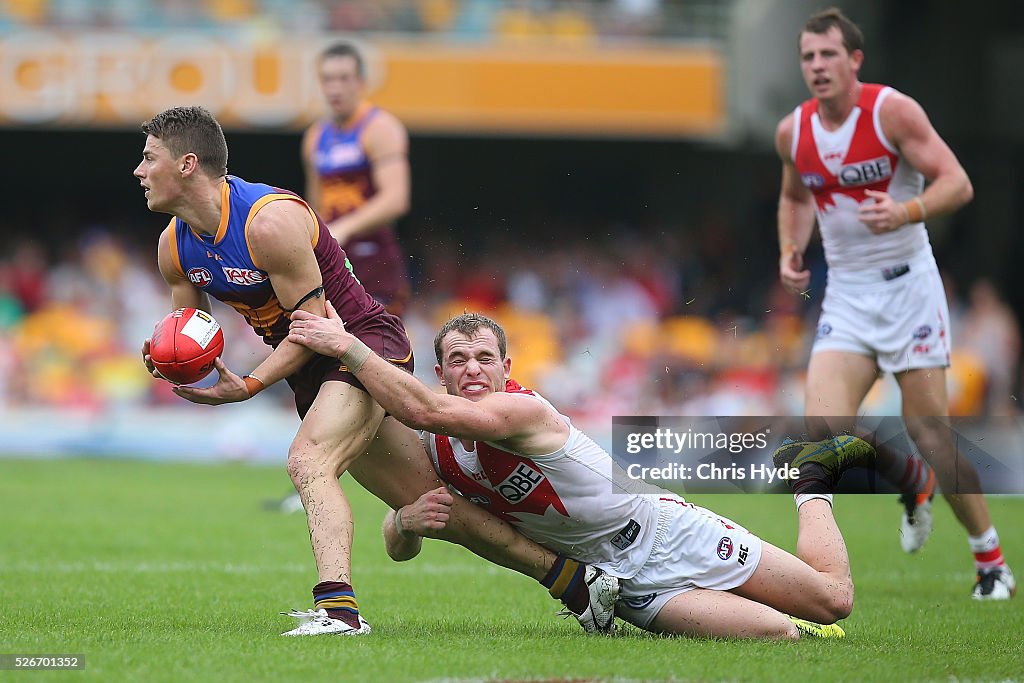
[340,339,373,373]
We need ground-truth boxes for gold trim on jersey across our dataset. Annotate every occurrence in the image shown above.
[243,194,320,268]
[166,217,185,278]
[338,348,412,373]
[214,181,231,243]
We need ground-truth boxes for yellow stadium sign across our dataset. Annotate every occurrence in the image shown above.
[0,32,725,138]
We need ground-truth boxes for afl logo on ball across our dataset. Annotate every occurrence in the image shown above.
[717,537,734,560]
[187,267,213,288]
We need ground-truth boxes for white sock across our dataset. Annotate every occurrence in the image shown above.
[968,526,1000,554]
[795,493,833,509]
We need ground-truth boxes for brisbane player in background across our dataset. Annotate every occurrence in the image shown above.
[302,41,411,316]
[776,7,1014,599]
[135,105,618,637]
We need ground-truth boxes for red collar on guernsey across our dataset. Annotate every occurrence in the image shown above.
[504,378,535,395]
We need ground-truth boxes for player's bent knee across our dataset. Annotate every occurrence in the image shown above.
[285,451,338,489]
[286,438,364,486]
[823,587,854,622]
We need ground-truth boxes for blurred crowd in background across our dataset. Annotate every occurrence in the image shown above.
[1,226,1019,421]
[1,0,1020,425]
[0,0,729,40]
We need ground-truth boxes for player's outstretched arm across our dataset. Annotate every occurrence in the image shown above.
[288,302,560,448]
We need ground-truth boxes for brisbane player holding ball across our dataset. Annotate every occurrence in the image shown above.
[135,105,617,637]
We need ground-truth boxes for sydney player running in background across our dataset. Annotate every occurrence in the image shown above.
[776,7,1013,599]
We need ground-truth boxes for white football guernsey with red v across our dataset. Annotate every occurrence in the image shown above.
[422,380,659,579]
[791,84,931,276]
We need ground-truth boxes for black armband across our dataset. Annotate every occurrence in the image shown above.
[284,285,324,313]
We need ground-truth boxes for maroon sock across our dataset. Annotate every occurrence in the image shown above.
[541,556,589,615]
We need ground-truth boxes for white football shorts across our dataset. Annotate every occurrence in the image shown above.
[615,497,763,630]
[812,252,951,373]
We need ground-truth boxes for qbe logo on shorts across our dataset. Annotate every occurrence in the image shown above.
[496,463,544,503]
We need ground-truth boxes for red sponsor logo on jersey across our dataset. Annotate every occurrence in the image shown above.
[222,267,268,286]
[913,344,930,354]
[187,267,213,287]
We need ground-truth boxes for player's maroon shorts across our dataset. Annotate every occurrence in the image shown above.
[286,309,413,419]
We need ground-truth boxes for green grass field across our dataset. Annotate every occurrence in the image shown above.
[1,458,1021,682]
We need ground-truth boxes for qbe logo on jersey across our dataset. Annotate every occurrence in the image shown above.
[496,463,545,504]
[838,155,893,187]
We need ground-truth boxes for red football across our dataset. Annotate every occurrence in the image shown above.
[150,308,225,385]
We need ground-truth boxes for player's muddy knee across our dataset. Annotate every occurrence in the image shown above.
[286,453,333,491]
[826,586,854,621]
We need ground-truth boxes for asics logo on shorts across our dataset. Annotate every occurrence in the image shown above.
[611,520,642,551]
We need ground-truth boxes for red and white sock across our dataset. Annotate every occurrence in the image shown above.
[878,448,933,498]
[968,526,1006,570]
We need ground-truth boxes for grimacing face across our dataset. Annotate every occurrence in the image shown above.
[318,54,364,120]
[435,329,512,402]
[798,26,861,101]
